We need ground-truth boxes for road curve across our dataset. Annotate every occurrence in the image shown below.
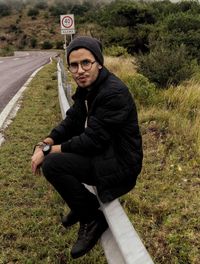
[0,51,57,113]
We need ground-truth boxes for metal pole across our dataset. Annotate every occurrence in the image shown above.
[64,34,67,59]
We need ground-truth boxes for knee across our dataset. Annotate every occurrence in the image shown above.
[42,153,59,180]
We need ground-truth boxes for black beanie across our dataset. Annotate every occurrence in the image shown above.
[67,36,104,66]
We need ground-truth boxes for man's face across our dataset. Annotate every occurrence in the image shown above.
[68,48,102,88]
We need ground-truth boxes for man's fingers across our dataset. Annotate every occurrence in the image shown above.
[31,161,36,174]
[35,167,41,176]
[31,150,44,175]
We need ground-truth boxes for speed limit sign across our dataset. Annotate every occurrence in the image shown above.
[60,14,75,34]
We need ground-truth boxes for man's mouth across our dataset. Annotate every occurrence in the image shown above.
[77,75,88,82]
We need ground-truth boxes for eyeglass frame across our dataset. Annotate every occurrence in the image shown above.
[68,59,97,73]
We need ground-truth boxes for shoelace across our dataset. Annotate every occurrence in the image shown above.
[78,223,89,238]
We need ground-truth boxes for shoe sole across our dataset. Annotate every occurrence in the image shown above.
[62,218,79,228]
[61,213,79,228]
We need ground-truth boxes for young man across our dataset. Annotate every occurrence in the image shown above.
[31,36,143,259]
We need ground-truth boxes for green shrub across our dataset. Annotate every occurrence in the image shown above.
[123,73,157,105]
[8,24,22,34]
[42,40,53,49]
[104,45,129,57]
[0,3,11,17]
[27,8,39,17]
[0,46,14,57]
[35,1,48,10]
[49,4,67,17]
[137,42,197,88]
[17,34,27,50]
[43,12,49,19]
[30,37,37,48]
[55,41,63,49]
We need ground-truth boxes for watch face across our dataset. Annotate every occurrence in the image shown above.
[42,144,51,155]
[43,145,50,152]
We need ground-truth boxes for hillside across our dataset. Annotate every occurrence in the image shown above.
[1,0,200,88]
[0,0,111,51]
[0,7,63,50]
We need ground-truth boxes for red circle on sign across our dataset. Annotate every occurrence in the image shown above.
[62,16,73,29]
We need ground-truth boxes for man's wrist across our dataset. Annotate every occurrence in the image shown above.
[41,144,52,156]
[33,142,47,153]
[33,138,54,154]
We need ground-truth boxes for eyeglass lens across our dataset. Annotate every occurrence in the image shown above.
[69,60,96,73]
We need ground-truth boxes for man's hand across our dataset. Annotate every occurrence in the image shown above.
[31,148,44,175]
[31,137,61,175]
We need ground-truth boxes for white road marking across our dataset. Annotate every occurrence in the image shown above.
[13,58,20,60]
[0,61,4,63]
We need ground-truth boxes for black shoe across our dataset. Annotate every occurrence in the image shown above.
[61,211,79,228]
[71,211,108,259]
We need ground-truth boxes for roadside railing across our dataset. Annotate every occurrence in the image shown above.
[57,60,155,264]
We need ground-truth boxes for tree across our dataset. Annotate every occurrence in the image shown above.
[137,42,197,88]
[42,40,53,49]
[27,8,39,17]
[0,3,11,17]
[35,1,48,10]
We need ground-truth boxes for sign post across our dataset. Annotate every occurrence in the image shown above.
[60,14,75,57]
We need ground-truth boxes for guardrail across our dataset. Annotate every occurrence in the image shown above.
[57,60,155,264]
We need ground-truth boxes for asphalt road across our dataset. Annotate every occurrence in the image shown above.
[0,51,57,113]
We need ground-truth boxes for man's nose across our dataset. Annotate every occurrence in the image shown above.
[77,63,85,73]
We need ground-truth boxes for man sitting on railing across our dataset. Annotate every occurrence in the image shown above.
[31,36,143,259]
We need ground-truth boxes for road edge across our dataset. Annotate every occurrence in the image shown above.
[0,64,46,145]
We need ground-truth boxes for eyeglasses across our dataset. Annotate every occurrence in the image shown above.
[68,59,96,73]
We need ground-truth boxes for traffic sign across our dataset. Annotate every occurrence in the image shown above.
[60,14,75,35]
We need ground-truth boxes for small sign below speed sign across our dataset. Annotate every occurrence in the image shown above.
[60,14,75,35]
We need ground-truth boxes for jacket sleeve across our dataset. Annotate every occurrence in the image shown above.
[48,98,87,144]
[61,89,133,155]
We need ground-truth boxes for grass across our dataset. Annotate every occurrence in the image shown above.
[0,60,106,264]
[104,56,137,77]
[105,58,200,263]
[122,79,200,263]
[0,56,199,263]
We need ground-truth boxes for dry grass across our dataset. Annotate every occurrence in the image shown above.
[164,81,200,116]
[0,60,106,264]
[162,80,200,155]
[0,55,199,263]
[104,56,137,77]
[61,57,200,263]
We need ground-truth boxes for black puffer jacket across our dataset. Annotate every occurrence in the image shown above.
[49,67,143,203]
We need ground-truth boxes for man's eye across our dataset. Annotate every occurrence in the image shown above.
[82,60,90,66]
[70,63,78,68]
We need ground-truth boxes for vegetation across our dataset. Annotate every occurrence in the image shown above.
[0,60,106,264]
[0,45,14,56]
[27,8,39,17]
[1,0,200,86]
[0,0,199,263]
[0,55,199,263]
[0,2,11,17]
[137,42,197,88]
[41,40,53,49]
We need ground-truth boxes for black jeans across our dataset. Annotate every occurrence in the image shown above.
[42,153,100,222]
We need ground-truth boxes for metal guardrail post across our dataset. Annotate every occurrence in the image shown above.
[57,61,155,264]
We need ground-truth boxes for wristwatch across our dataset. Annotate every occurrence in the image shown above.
[41,144,52,156]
